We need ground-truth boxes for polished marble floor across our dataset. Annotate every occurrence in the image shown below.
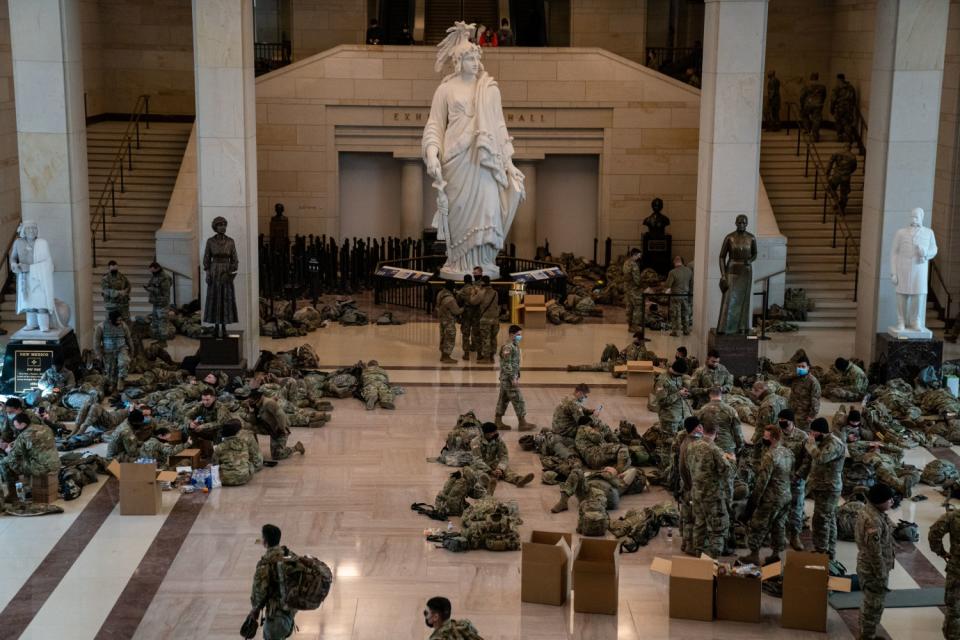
[2,318,958,639]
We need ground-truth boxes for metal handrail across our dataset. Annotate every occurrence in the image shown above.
[752,268,787,340]
[853,102,868,156]
[929,260,954,324]
[90,94,150,267]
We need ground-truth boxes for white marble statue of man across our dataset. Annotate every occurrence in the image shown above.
[889,207,937,337]
[9,220,60,332]
[422,21,525,278]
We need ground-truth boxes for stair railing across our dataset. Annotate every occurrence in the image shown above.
[89,94,151,268]
[929,260,954,326]
[752,268,787,341]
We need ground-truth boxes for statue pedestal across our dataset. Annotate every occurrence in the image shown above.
[707,329,759,378]
[874,333,942,383]
[641,234,672,276]
[1,328,82,393]
[887,326,933,340]
[191,332,247,378]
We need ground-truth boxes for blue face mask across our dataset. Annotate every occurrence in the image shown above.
[514,334,522,343]
[797,367,808,376]
[143,416,152,424]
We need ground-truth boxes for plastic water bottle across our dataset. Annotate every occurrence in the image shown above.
[446,521,454,533]
[15,482,26,502]
[666,526,674,544]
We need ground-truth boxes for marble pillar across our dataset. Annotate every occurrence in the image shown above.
[400,158,423,240]
[512,161,537,259]
[192,0,259,361]
[9,0,92,345]
[691,0,768,353]
[855,0,950,361]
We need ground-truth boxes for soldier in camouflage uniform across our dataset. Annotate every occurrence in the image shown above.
[575,415,631,471]
[829,73,858,143]
[139,426,190,468]
[801,417,847,558]
[185,388,233,458]
[826,143,858,212]
[771,409,811,551]
[470,422,534,487]
[249,524,296,639]
[855,484,895,640]
[469,276,499,363]
[101,260,131,319]
[551,384,593,439]
[675,346,699,376]
[425,597,483,640]
[245,390,304,460]
[651,359,692,474]
[71,402,129,437]
[144,262,173,345]
[670,416,703,554]
[822,357,868,402]
[550,465,645,513]
[213,420,258,486]
[663,256,693,336]
[436,281,463,364]
[495,325,535,431]
[741,424,794,565]
[361,360,395,410]
[622,249,642,332]
[788,357,821,430]
[799,72,827,142]
[38,362,75,401]
[0,412,60,503]
[457,274,479,359]
[697,387,743,455]
[94,311,133,393]
[751,380,788,431]
[928,491,960,639]
[566,332,660,376]
[689,350,734,409]
[685,421,735,559]
[108,409,149,462]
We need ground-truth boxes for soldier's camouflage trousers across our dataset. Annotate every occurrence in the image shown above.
[828,176,852,210]
[859,572,889,640]
[787,478,806,536]
[105,300,130,319]
[104,349,130,388]
[670,296,691,334]
[362,382,395,410]
[802,105,823,141]
[655,423,680,473]
[496,380,526,418]
[270,433,294,460]
[692,491,728,559]
[811,489,840,558]
[747,497,790,552]
[150,307,167,341]
[476,320,499,360]
[834,107,856,142]
[944,575,959,640]
[460,317,478,354]
[680,492,694,553]
[440,320,457,357]
[628,292,644,332]
[581,444,630,472]
[823,384,861,402]
[567,362,614,373]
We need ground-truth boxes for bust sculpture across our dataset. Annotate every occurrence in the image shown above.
[889,207,937,338]
[202,216,239,338]
[717,214,758,335]
[422,22,525,278]
[643,198,671,238]
[10,221,61,333]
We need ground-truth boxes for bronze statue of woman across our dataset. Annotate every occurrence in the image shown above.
[202,216,239,338]
[717,214,757,335]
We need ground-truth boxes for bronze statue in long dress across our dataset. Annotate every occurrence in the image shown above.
[202,216,239,338]
[717,214,757,335]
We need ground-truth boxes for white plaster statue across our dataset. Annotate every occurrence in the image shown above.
[9,221,61,333]
[423,22,525,278]
[889,207,938,338]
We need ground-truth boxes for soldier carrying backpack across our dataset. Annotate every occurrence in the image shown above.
[246,524,333,639]
[424,596,485,639]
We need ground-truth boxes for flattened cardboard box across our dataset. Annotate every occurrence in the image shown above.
[521,531,573,606]
[573,538,620,615]
[716,562,781,623]
[781,550,852,632]
[651,555,715,621]
[107,460,178,516]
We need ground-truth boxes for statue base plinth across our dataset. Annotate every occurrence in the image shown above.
[180,331,248,379]
[874,333,942,384]
[1,328,82,393]
[708,329,759,378]
[438,265,500,280]
[887,326,933,340]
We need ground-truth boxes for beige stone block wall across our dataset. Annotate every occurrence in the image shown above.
[765,0,834,111]
[571,0,647,64]
[0,0,18,253]
[254,45,699,257]
[291,0,366,61]
[932,0,960,299]
[827,0,876,122]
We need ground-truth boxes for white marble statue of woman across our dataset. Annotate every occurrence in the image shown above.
[423,22,525,278]
[9,221,60,332]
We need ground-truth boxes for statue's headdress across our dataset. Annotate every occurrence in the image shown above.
[17,220,38,238]
[435,21,481,74]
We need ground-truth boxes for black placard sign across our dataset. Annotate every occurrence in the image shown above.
[13,348,53,392]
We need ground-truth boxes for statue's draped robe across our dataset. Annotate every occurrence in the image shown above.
[202,234,239,325]
[13,237,60,327]
[423,72,523,274]
[891,226,937,295]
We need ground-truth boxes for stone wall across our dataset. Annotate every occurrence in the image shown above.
[291,0,366,61]
[765,0,834,111]
[81,0,195,116]
[571,0,646,64]
[932,0,960,301]
[827,0,876,122]
[254,45,700,259]
[0,0,18,257]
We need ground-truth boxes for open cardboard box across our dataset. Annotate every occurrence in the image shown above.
[107,460,178,516]
[170,448,201,468]
[573,538,620,615]
[521,531,573,606]
[651,555,716,621]
[716,562,782,623]
[614,361,664,397]
[781,550,852,632]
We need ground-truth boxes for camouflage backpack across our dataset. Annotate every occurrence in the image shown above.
[842,460,876,495]
[921,459,959,486]
[460,498,522,551]
[434,468,486,517]
[577,491,610,537]
[276,550,334,611]
[893,520,919,543]
[837,500,865,542]
[444,414,481,452]
[609,502,679,552]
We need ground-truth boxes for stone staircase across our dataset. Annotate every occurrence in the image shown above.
[0,121,192,325]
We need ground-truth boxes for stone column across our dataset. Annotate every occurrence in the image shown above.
[9,0,92,344]
[400,159,423,240]
[192,0,259,361]
[512,161,537,258]
[691,0,768,353]
[855,0,950,361]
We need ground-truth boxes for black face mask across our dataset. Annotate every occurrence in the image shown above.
[763,438,773,447]
[778,420,790,429]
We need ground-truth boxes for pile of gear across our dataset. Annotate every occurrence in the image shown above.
[258,296,407,338]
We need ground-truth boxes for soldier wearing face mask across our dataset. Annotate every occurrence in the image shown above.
[101,260,131,320]
[787,357,821,430]
[551,383,594,439]
[494,325,536,431]
[689,349,734,409]
[741,424,794,566]
[798,417,846,558]
[775,409,810,552]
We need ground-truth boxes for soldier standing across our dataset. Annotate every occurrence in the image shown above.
[855,484,895,640]
[249,524,296,639]
[929,487,960,639]
[469,276,499,363]
[765,69,781,130]
[495,325,536,431]
[801,417,847,558]
[457,274,478,360]
[776,409,811,551]
[663,256,693,336]
[672,416,703,555]
[101,260,131,319]
[652,359,692,475]
[799,72,827,142]
[470,421,534,487]
[788,356,821,430]
[697,387,743,455]
[751,380,788,432]
[144,262,173,345]
[685,421,735,559]
[623,249,643,332]
[741,424,794,565]
[0,412,60,504]
[689,349,734,408]
[826,143,858,212]
[436,280,463,364]
[94,310,133,393]
[830,73,858,142]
